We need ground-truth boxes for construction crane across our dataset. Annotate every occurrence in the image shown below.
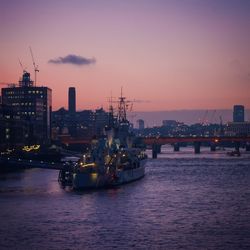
[201,110,208,125]
[18,58,26,73]
[219,115,224,135]
[29,46,39,86]
[209,110,216,124]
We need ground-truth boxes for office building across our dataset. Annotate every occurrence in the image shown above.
[225,122,250,136]
[162,120,178,127]
[95,108,109,136]
[233,105,244,122]
[68,87,76,114]
[137,119,145,130]
[1,71,52,145]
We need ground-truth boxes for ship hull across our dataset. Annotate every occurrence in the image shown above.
[72,159,146,189]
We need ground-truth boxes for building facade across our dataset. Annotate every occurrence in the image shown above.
[233,105,244,122]
[1,71,52,145]
[225,122,250,136]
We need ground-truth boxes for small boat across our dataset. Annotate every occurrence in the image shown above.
[227,150,241,157]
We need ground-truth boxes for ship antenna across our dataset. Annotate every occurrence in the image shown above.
[108,91,115,127]
[118,86,127,123]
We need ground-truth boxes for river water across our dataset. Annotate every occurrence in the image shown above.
[0,146,250,250]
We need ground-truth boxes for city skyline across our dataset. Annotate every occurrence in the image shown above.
[1,0,250,111]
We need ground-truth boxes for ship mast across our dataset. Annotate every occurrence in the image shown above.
[118,87,128,123]
[108,92,115,127]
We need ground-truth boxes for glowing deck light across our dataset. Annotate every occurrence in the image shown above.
[91,173,98,181]
[80,163,95,168]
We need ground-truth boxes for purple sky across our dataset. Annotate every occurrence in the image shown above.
[1,0,250,111]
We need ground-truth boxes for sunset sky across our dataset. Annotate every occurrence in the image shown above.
[1,0,250,111]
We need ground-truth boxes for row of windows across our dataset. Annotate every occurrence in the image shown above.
[17,111,36,115]
[12,102,34,106]
[5,90,45,95]
[28,90,44,94]
[5,95,44,99]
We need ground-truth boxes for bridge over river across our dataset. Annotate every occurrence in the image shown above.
[60,135,250,158]
[142,136,250,158]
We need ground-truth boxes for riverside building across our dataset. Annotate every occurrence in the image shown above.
[1,71,52,146]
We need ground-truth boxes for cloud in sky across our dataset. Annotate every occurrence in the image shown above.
[48,54,96,66]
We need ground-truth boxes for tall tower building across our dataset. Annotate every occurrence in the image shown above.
[68,87,76,114]
[233,105,244,122]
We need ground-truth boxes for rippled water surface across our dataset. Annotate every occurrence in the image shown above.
[0,147,250,250]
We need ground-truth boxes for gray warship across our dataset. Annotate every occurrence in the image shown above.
[59,92,147,189]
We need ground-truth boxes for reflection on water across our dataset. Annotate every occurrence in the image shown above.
[0,147,250,250]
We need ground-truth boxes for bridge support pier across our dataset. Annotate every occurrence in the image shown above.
[246,143,250,151]
[173,143,180,152]
[194,142,201,154]
[156,145,161,154]
[210,143,216,152]
[235,142,240,152]
[152,144,158,159]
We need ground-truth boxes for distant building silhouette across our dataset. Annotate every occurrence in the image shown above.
[95,108,109,136]
[233,105,244,122]
[137,119,145,130]
[53,87,109,142]
[1,71,52,146]
[162,120,178,127]
[52,107,109,141]
[225,122,250,136]
[68,87,76,114]
[68,87,77,136]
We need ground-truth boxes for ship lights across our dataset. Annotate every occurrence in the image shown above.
[22,144,40,152]
[91,173,98,181]
[80,163,95,168]
[83,154,86,164]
